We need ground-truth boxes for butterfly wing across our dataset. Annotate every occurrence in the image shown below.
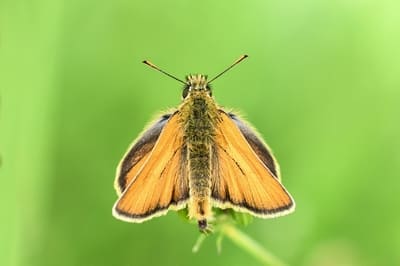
[228,112,280,179]
[211,110,295,218]
[113,112,189,222]
[115,114,172,195]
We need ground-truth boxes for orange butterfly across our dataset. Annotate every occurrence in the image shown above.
[112,55,295,231]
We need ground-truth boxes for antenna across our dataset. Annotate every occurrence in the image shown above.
[208,55,248,83]
[142,60,186,84]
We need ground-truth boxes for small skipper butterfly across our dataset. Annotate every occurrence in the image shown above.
[112,55,295,231]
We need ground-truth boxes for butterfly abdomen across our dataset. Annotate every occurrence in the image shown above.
[181,94,219,225]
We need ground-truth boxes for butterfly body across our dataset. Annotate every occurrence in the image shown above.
[180,75,219,228]
[113,57,295,231]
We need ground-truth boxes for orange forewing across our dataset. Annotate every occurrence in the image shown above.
[211,111,294,217]
[115,114,171,195]
[117,152,151,195]
[113,113,189,222]
[228,113,280,179]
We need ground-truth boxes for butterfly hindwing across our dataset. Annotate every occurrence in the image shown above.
[211,110,295,218]
[113,112,189,222]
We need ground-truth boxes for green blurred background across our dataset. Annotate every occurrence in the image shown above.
[1,1,400,265]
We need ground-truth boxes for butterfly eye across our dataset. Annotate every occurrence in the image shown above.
[182,86,190,98]
[206,85,212,96]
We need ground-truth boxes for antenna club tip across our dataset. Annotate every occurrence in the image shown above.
[143,60,158,69]
[243,54,249,58]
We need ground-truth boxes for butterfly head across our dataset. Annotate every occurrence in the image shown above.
[182,74,212,99]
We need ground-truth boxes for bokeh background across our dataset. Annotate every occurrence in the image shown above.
[1,1,400,265]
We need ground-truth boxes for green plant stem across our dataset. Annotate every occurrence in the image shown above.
[221,224,287,266]
[192,233,207,253]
